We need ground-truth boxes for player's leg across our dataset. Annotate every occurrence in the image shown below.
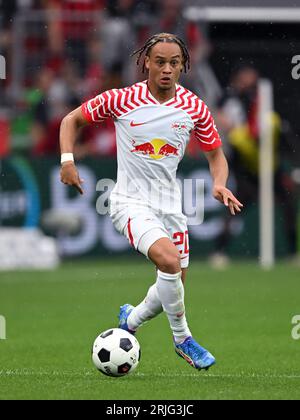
[123,212,190,333]
[115,209,168,333]
[155,214,215,370]
[123,281,163,333]
[148,237,215,370]
[125,266,188,331]
[147,237,192,343]
[114,208,215,369]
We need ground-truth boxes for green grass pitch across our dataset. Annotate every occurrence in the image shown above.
[0,258,299,400]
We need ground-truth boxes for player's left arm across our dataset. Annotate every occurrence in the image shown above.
[204,147,243,215]
[194,100,243,215]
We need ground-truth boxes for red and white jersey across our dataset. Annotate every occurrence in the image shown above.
[81,80,222,214]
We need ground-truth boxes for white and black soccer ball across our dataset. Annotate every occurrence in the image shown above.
[92,328,141,377]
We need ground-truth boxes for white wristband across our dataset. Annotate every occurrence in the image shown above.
[61,153,74,164]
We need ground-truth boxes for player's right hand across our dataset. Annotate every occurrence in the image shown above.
[60,162,84,195]
[213,185,243,216]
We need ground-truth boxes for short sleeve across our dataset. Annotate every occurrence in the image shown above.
[194,102,222,152]
[81,90,116,123]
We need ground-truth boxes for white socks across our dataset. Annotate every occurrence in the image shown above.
[127,284,163,331]
[128,270,191,344]
[156,270,191,344]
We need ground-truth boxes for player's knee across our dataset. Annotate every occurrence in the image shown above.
[156,252,181,274]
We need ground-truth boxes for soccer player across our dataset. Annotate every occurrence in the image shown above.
[60,33,243,371]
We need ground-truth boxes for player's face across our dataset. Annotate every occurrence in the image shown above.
[145,42,184,91]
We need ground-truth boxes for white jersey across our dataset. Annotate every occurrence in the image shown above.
[82,80,222,214]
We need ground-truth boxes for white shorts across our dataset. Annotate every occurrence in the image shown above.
[109,205,189,268]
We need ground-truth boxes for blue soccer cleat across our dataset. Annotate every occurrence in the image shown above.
[174,336,216,371]
[118,304,136,335]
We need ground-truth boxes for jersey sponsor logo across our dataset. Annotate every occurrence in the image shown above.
[131,138,179,160]
[130,121,147,127]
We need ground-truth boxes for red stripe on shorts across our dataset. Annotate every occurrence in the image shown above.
[127,218,134,248]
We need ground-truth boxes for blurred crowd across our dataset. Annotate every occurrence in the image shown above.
[0,0,220,158]
[0,1,299,261]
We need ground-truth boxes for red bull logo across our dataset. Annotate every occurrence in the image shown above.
[131,138,179,160]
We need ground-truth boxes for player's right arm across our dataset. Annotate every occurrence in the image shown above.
[60,89,118,194]
[59,106,88,195]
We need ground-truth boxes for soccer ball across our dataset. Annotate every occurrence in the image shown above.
[92,328,141,377]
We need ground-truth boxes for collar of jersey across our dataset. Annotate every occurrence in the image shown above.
[144,80,180,106]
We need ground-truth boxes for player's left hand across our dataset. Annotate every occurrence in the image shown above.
[213,185,243,215]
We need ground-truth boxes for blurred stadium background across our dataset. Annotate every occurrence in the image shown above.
[1,0,300,270]
[0,0,300,270]
[1,0,300,401]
